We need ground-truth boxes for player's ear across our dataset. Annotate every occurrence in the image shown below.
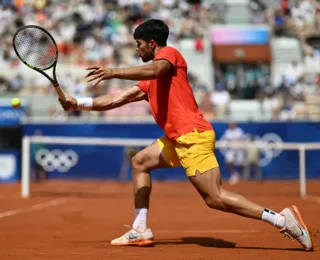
[149,40,156,49]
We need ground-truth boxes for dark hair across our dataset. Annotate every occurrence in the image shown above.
[133,19,169,46]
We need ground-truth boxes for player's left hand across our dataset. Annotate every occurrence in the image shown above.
[85,67,115,87]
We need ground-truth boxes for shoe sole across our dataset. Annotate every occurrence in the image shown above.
[290,205,314,251]
[111,238,154,247]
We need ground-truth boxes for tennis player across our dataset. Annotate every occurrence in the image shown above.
[59,19,313,251]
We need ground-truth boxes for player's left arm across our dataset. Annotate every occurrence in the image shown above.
[85,60,172,87]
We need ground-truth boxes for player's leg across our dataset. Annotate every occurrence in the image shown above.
[189,167,265,218]
[180,129,312,251]
[131,140,171,227]
[111,137,179,246]
[178,130,272,218]
[189,167,313,251]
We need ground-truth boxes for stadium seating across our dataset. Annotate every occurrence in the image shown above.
[0,0,319,121]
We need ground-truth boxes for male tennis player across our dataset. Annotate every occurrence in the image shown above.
[59,19,313,251]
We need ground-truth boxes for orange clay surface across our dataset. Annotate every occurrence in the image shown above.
[0,180,320,260]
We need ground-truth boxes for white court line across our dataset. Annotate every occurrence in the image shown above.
[305,195,320,204]
[156,230,258,234]
[0,198,70,220]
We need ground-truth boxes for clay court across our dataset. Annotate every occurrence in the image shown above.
[1,180,319,260]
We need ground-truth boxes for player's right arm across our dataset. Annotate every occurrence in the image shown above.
[59,86,147,112]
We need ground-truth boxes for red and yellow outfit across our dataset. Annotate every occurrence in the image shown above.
[138,47,219,176]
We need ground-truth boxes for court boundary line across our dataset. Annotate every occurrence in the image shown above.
[156,229,259,234]
[0,198,70,220]
[305,195,320,204]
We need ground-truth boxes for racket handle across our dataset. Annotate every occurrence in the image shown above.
[54,84,66,102]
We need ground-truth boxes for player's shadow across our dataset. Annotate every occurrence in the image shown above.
[156,237,303,251]
[156,237,236,248]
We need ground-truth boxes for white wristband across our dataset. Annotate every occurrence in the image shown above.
[76,97,93,111]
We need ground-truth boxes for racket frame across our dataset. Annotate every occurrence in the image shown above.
[13,25,66,101]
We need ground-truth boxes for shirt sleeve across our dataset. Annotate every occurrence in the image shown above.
[154,47,178,67]
[137,81,148,93]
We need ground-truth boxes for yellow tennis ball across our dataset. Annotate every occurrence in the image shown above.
[11,98,21,108]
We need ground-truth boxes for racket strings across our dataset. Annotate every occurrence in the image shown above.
[14,27,57,70]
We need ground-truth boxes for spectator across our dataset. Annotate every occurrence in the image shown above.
[291,0,315,40]
[273,7,287,36]
[304,44,320,68]
[200,91,215,121]
[210,83,230,119]
[0,76,8,93]
[8,74,23,93]
[262,92,282,119]
[243,135,263,182]
[281,0,291,16]
[279,96,297,120]
[224,65,237,94]
[283,60,305,86]
[277,75,290,98]
[194,33,204,52]
[221,122,246,186]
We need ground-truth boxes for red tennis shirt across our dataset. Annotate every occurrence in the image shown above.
[138,46,212,141]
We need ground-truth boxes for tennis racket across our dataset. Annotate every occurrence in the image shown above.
[13,25,66,101]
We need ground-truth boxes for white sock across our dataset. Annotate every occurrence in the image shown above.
[261,208,286,228]
[132,208,148,232]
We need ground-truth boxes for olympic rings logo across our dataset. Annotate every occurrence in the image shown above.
[219,133,283,167]
[256,133,283,167]
[35,149,79,173]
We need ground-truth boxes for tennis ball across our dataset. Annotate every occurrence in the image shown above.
[11,98,21,108]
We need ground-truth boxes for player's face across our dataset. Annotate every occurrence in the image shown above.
[135,39,155,62]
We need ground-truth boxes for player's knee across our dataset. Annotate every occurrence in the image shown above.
[205,193,227,211]
[132,153,147,172]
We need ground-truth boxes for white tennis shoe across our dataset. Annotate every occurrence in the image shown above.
[111,226,154,246]
[279,205,313,251]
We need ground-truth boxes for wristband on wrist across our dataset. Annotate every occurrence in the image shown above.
[76,97,93,111]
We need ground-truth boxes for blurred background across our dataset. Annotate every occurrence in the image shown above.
[0,0,320,189]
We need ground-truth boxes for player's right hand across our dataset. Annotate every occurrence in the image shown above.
[59,96,77,112]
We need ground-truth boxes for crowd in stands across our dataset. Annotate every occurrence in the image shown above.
[0,0,221,68]
[263,0,320,120]
[207,0,320,121]
[0,0,223,118]
[0,0,319,121]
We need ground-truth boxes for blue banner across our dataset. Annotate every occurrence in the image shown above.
[0,150,20,183]
[0,106,24,126]
[23,122,320,181]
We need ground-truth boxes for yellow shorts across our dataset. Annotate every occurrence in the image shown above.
[157,129,219,177]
